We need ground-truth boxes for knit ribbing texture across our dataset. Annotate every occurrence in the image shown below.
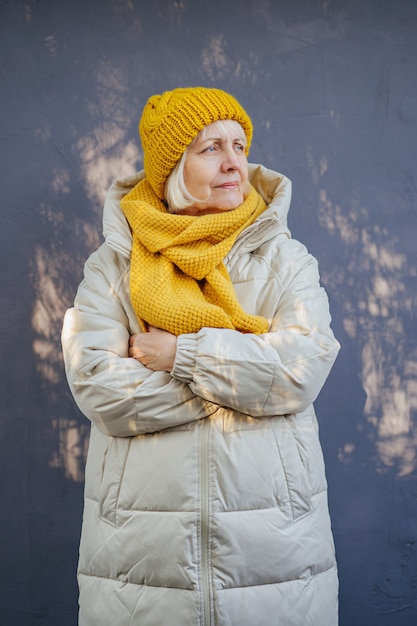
[120,179,269,336]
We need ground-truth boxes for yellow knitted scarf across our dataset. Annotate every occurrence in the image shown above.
[120,178,269,336]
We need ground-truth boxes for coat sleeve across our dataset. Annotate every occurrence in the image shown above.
[61,245,219,437]
[171,239,340,417]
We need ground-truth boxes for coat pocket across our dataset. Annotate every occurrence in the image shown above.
[268,416,313,520]
[285,409,328,496]
[98,436,132,525]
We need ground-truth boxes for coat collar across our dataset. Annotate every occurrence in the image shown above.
[102,164,292,259]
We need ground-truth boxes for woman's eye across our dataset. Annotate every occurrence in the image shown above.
[235,143,245,151]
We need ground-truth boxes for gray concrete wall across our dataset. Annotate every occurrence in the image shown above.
[1,0,416,624]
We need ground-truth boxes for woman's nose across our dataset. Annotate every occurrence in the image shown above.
[221,146,241,171]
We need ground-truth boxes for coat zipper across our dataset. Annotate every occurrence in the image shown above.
[200,418,211,626]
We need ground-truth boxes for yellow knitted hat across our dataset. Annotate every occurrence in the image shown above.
[139,86,253,198]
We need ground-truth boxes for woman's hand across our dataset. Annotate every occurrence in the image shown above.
[129,326,177,372]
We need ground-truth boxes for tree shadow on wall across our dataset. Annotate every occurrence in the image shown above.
[29,127,141,482]
[315,178,417,479]
[304,149,417,623]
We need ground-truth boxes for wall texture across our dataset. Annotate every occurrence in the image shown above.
[1,1,416,624]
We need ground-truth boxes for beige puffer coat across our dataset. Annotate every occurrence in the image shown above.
[62,164,340,626]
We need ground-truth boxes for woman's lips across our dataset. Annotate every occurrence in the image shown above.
[217,181,239,189]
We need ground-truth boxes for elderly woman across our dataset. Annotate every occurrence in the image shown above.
[62,87,340,626]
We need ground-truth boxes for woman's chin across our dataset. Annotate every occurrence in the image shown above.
[201,193,245,214]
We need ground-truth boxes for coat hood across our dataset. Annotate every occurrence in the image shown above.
[102,164,292,259]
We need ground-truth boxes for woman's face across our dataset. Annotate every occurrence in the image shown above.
[182,120,249,215]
